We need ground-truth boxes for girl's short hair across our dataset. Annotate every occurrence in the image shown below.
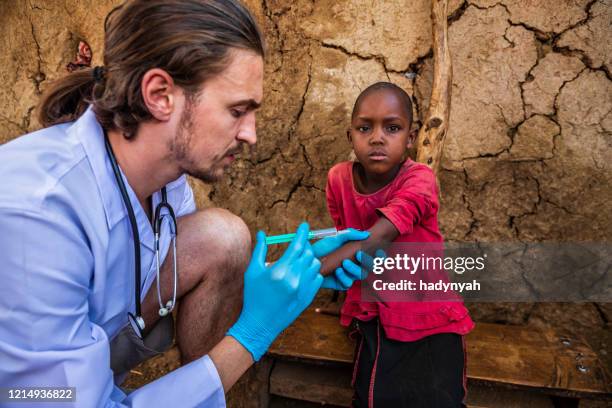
[351,82,413,124]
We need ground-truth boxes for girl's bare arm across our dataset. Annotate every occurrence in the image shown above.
[320,217,399,276]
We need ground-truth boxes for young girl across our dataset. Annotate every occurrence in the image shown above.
[320,82,474,407]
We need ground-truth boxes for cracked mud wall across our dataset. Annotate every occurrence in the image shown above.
[1,0,611,370]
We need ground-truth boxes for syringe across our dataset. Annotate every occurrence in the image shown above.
[265,227,348,245]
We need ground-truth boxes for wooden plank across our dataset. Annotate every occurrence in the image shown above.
[226,357,273,408]
[465,322,611,398]
[267,308,612,398]
[269,308,354,364]
[269,361,556,408]
[270,361,353,407]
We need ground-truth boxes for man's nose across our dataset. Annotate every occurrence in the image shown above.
[237,113,257,145]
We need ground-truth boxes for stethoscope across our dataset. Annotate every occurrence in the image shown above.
[103,130,178,337]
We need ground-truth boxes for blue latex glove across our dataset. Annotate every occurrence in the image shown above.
[227,223,323,361]
[311,228,370,290]
[318,249,387,290]
[355,248,388,273]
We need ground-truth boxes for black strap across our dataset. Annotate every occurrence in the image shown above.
[103,132,143,320]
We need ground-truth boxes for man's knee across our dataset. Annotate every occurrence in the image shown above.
[179,208,251,280]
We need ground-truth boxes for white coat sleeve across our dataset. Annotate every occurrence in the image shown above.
[0,207,225,408]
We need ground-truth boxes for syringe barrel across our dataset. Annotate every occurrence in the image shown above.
[308,228,338,239]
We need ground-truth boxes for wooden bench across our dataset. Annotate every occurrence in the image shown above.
[264,307,611,407]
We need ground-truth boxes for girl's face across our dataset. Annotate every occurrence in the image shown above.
[348,90,414,176]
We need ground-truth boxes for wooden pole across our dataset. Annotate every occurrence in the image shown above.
[415,0,451,175]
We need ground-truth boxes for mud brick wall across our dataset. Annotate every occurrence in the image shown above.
[1,0,610,368]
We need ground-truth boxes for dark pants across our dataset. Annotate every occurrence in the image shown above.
[351,318,467,408]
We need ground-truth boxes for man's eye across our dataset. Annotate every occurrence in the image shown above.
[231,109,246,118]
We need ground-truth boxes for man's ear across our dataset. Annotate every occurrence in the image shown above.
[346,129,352,143]
[406,128,418,148]
[141,68,176,122]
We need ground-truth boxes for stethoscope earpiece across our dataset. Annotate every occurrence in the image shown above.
[158,299,175,317]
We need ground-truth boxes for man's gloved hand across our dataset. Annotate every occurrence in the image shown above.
[318,249,387,290]
[311,228,370,290]
[356,248,387,273]
[227,223,323,361]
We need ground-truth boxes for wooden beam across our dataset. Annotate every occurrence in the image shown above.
[268,308,612,399]
[415,0,452,174]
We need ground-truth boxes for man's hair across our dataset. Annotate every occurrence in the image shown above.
[351,82,413,125]
[38,0,265,138]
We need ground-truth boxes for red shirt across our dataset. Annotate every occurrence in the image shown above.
[326,159,474,341]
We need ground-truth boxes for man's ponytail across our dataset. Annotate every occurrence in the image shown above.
[38,67,100,127]
[36,0,264,139]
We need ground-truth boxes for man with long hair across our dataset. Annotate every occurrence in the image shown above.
[0,1,368,406]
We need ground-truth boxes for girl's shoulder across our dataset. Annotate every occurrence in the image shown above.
[397,159,436,182]
[328,161,353,179]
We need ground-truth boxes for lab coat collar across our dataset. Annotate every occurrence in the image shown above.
[69,107,156,252]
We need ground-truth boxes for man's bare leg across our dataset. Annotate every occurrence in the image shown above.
[141,208,251,364]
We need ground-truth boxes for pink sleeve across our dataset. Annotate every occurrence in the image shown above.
[376,166,438,235]
[326,168,346,230]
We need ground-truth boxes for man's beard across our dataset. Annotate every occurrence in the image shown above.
[170,97,223,184]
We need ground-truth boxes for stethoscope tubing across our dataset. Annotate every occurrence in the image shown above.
[104,132,144,325]
[103,130,178,332]
[154,195,178,317]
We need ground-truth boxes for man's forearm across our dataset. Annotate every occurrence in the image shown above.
[208,336,254,392]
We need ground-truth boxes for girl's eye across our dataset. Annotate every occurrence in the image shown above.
[387,125,401,132]
[231,109,246,118]
[357,126,370,132]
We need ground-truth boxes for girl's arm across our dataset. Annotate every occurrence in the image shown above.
[320,216,398,276]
